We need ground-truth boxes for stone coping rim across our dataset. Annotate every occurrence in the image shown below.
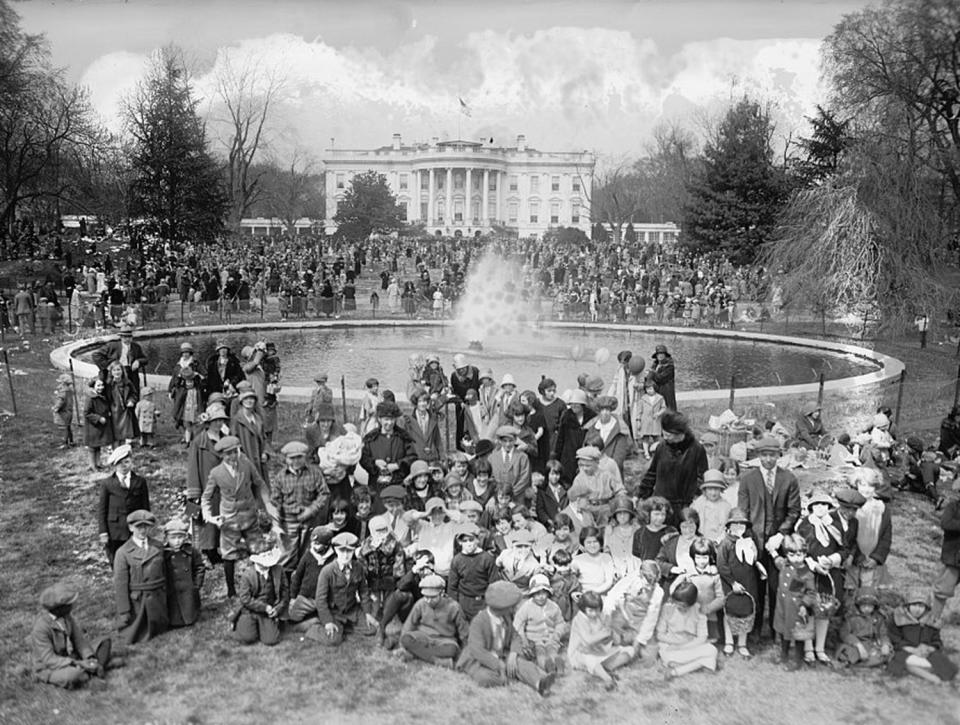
[49,319,904,405]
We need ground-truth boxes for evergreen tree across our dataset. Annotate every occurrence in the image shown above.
[332,170,403,240]
[124,46,226,241]
[685,98,789,264]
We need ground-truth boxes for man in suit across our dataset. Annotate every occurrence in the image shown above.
[738,436,801,639]
[92,325,147,397]
[97,445,150,567]
[488,426,532,506]
[202,435,280,597]
[405,392,444,463]
[455,580,554,695]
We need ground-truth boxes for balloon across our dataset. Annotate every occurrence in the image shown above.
[594,347,610,366]
[628,357,646,376]
[570,344,583,361]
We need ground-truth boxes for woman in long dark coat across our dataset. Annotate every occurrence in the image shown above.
[553,390,596,485]
[84,378,115,470]
[647,345,676,411]
[107,362,139,443]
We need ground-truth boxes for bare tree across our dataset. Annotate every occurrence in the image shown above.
[578,154,644,244]
[213,54,284,232]
[259,148,324,235]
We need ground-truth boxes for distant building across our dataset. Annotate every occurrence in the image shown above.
[323,134,595,238]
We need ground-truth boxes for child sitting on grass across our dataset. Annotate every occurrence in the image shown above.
[887,589,958,685]
[513,574,566,674]
[655,580,718,680]
[836,587,891,668]
[567,590,635,690]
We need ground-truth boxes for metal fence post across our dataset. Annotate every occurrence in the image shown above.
[894,370,907,428]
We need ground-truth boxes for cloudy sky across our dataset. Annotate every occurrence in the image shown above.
[18,0,870,159]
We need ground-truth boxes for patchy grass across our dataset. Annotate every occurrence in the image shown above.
[1,334,959,725]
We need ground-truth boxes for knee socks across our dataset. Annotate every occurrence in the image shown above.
[223,560,237,597]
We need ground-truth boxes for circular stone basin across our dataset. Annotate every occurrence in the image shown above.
[75,322,883,396]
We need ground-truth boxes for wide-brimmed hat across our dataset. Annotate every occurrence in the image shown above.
[107,444,132,466]
[700,469,727,489]
[405,460,431,483]
[250,547,283,567]
[39,582,80,611]
[806,492,835,510]
[215,340,230,351]
[424,497,446,514]
[485,581,523,609]
[654,344,669,356]
[204,405,228,423]
[611,496,635,517]
[567,389,588,406]
[473,440,495,458]
[526,574,553,596]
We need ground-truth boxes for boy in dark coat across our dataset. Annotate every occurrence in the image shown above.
[113,510,169,645]
[448,524,500,621]
[288,528,335,624]
[455,581,555,695]
[309,532,378,646]
[30,583,115,689]
[930,478,960,624]
[97,445,150,567]
[233,547,289,646]
[163,519,204,628]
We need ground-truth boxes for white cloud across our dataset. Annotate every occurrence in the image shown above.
[79,28,826,156]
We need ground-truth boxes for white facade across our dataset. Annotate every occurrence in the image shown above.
[323,134,594,238]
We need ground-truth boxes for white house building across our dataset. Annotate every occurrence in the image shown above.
[323,134,595,238]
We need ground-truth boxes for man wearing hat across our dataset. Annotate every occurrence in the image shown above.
[97,444,150,567]
[450,353,480,451]
[738,435,800,638]
[456,581,555,695]
[204,342,244,399]
[233,546,288,646]
[399,574,470,667]
[310,532,378,646]
[488,425,532,505]
[647,344,676,412]
[113,510,169,644]
[359,401,416,489]
[30,582,116,688]
[273,440,329,564]
[202,435,280,598]
[92,325,147,398]
[186,404,231,568]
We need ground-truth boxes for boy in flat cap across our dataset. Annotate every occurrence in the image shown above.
[30,582,115,688]
[163,519,204,628]
[113,510,169,644]
[309,532,378,646]
[273,440,329,565]
[456,581,555,696]
[400,574,470,667]
[97,444,150,567]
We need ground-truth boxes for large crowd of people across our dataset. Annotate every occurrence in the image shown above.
[32,320,960,695]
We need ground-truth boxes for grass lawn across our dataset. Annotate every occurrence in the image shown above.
[1,332,959,725]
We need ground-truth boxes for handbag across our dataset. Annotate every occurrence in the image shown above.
[813,573,841,619]
[790,609,815,641]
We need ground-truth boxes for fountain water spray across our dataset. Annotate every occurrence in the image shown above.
[455,253,538,348]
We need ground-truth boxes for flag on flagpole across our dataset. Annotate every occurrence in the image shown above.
[458,97,472,117]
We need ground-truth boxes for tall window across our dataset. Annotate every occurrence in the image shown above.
[529,201,539,223]
[454,173,463,190]
[508,202,518,223]
[509,175,518,192]
[400,202,408,221]
[399,173,408,190]
[421,173,429,190]
[571,201,580,224]
[550,202,560,224]
[551,175,560,192]
[530,175,540,194]
[336,173,345,189]
[489,174,497,191]
[572,178,581,193]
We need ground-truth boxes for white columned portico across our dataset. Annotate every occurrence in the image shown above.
[428,168,435,224]
[495,170,501,222]
[445,167,453,226]
[465,167,472,224]
[482,169,489,225]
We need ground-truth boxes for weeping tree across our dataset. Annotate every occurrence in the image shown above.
[764,138,957,334]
